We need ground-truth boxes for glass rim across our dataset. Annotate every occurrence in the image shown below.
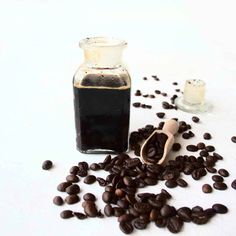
[79,37,127,49]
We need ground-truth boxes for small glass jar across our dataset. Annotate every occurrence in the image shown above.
[73,37,131,154]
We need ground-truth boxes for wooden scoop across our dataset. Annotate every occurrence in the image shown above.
[140,119,179,165]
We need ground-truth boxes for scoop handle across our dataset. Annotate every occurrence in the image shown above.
[162,119,179,135]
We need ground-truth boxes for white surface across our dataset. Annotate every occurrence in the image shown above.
[0,1,236,236]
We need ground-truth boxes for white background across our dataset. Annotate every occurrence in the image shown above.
[0,0,236,235]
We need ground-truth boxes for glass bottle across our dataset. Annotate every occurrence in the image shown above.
[73,37,131,154]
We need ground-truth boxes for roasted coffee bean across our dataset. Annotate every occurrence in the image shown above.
[126,158,141,168]
[66,174,79,183]
[182,132,190,139]
[65,194,80,204]
[199,150,209,157]
[165,179,177,188]
[102,191,113,203]
[212,175,223,182]
[96,177,107,186]
[77,168,87,177]
[152,76,159,81]
[218,168,229,177]
[66,184,80,195]
[70,166,79,175]
[167,216,183,233]
[128,208,139,218]
[84,175,96,184]
[197,142,205,149]
[133,102,141,108]
[119,221,133,234]
[161,189,172,199]
[213,182,227,190]
[73,212,87,219]
[144,177,157,186]
[186,145,198,152]
[231,179,236,189]
[60,210,73,219]
[89,163,100,171]
[202,184,212,193]
[213,152,223,160]
[104,204,114,216]
[155,218,167,228]
[176,178,188,187]
[148,198,163,208]
[192,212,209,225]
[118,214,133,223]
[139,214,150,223]
[150,209,159,221]
[212,204,228,214]
[231,136,236,143]
[204,208,216,218]
[84,202,98,217]
[149,94,155,98]
[42,160,53,170]
[156,112,165,118]
[160,205,176,218]
[155,90,161,94]
[192,206,203,213]
[183,165,194,175]
[146,105,152,109]
[105,185,115,193]
[177,207,192,222]
[175,88,180,92]
[83,193,96,202]
[53,196,64,206]
[162,92,167,97]
[162,101,170,109]
[172,82,178,85]
[78,161,89,170]
[143,94,148,98]
[205,145,215,152]
[203,133,212,140]
[206,167,217,173]
[57,182,71,192]
[172,143,181,151]
[133,218,147,230]
[114,207,125,217]
[117,199,129,209]
[123,176,134,186]
[134,202,152,213]
[192,116,200,123]
[125,194,136,205]
[114,188,125,198]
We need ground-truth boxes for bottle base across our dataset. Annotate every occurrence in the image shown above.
[76,146,129,154]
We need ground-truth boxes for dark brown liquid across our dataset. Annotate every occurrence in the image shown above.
[73,74,130,153]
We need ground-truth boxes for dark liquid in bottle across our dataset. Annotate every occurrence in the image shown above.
[73,74,130,153]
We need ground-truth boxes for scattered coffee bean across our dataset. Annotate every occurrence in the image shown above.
[218,169,229,177]
[202,184,212,193]
[84,175,96,184]
[150,94,155,98]
[53,196,64,206]
[66,174,79,183]
[42,160,53,170]
[118,214,133,223]
[182,132,190,139]
[165,179,177,188]
[69,166,79,175]
[133,102,141,108]
[231,136,236,143]
[197,142,205,149]
[186,145,198,152]
[212,204,228,214]
[135,90,142,96]
[205,145,215,152]
[119,221,134,234]
[90,163,100,171]
[231,179,236,189]
[200,150,209,157]
[162,92,167,97]
[57,182,71,192]
[192,212,209,225]
[172,82,178,85]
[83,201,98,217]
[192,206,203,213]
[155,218,167,228]
[133,218,147,230]
[192,116,200,123]
[65,194,80,204]
[74,212,87,219]
[176,179,188,187]
[143,94,148,98]
[66,184,80,195]
[102,191,113,203]
[206,167,217,173]
[203,133,212,140]
[177,207,192,222]
[172,143,181,151]
[156,112,165,118]
[212,175,223,182]
[83,193,96,202]
[213,182,227,190]
[155,90,161,94]
[213,152,223,160]
[134,202,152,214]
[114,207,125,217]
[60,210,73,219]
[167,216,183,233]
[152,75,159,80]
[143,77,147,80]
[175,89,180,92]
[104,204,114,216]
[160,205,176,218]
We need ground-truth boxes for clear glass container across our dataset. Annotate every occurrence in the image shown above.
[73,37,131,154]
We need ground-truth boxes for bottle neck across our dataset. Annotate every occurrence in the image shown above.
[83,47,123,69]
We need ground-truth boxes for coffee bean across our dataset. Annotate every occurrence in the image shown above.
[192,116,200,123]
[53,196,64,206]
[186,145,198,152]
[165,179,177,188]
[133,218,147,230]
[102,191,113,203]
[192,212,209,225]
[104,204,114,216]
[134,202,152,214]
[204,208,216,218]
[69,166,79,175]
[84,175,96,184]
[133,102,141,108]
[203,133,211,140]
[143,77,147,80]
[60,210,73,219]
[118,214,133,223]
[155,218,167,228]
[74,212,87,219]
[172,143,181,151]
[150,94,155,98]
[205,145,215,152]
[83,202,98,217]
[96,177,107,186]
[231,136,236,143]
[212,204,228,214]
[156,112,165,118]
[114,207,125,217]
[167,216,183,233]
[175,89,180,92]
[206,167,217,173]
[57,182,71,192]
[218,168,229,177]
[65,194,80,204]
[162,92,167,97]
[197,142,205,149]
[143,94,148,98]
[78,161,89,170]
[150,209,159,221]
[66,174,79,183]
[177,207,192,222]
[117,199,129,209]
[212,175,223,182]
[213,182,227,190]
[42,160,53,170]
[192,206,203,213]
[176,178,188,187]
[135,89,142,95]
[182,132,190,139]
[89,163,100,171]
[231,179,236,189]
[65,184,80,195]
[155,90,161,94]
[123,176,134,187]
[172,82,178,85]
[119,221,133,234]
[83,193,96,202]
[160,205,176,218]
[213,152,223,160]
[202,184,212,193]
